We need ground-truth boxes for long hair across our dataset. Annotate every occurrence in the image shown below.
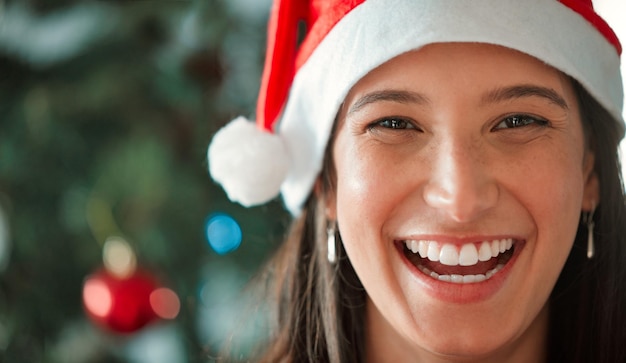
[254,110,366,362]
[254,81,626,363]
[547,81,626,362]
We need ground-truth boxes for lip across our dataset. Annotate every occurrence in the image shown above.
[395,236,525,304]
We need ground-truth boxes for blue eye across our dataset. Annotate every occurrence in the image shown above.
[494,114,548,130]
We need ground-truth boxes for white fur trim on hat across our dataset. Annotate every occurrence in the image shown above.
[208,116,290,207]
[277,0,624,215]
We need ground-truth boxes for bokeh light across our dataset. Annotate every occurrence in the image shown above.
[149,288,180,320]
[205,213,242,255]
[103,236,137,278]
[82,278,112,318]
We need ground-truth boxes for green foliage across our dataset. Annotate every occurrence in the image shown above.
[0,0,287,361]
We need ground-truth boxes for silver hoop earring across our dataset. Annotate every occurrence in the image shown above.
[585,204,596,259]
[327,222,337,264]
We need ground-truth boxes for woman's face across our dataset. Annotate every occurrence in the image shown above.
[327,43,598,361]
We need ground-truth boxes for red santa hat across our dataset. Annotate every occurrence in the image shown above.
[208,0,623,215]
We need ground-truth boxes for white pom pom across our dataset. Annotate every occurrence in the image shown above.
[207,116,290,207]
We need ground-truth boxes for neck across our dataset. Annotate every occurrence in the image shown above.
[364,298,548,363]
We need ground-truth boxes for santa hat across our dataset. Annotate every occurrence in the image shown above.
[208,0,623,216]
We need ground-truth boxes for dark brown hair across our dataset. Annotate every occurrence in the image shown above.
[547,81,626,362]
[252,80,626,363]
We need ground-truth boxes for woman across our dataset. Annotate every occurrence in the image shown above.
[208,1,626,362]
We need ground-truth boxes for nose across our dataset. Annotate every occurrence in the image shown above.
[422,135,498,222]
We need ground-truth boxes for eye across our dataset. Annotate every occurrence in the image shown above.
[364,116,422,144]
[370,117,417,130]
[493,114,549,130]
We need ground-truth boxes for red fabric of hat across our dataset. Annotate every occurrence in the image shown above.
[258,0,365,132]
[560,0,621,55]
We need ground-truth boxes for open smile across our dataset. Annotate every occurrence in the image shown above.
[396,237,525,302]
[401,239,517,284]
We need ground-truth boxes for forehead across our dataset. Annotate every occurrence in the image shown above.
[343,43,572,104]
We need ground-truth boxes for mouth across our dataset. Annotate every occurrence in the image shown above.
[398,238,521,284]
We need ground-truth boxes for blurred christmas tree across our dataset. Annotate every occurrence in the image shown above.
[0,0,289,362]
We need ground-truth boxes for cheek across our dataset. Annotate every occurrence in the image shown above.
[503,147,585,282]
[333,141,403,230]
[520,146,585,222]
[332,141,401,268]
[332,141,413,317]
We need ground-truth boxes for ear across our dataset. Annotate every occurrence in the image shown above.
[581,152,599,212]
[314,178,337,220]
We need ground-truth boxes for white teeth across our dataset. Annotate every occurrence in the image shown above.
[417,263,505,284]
[478,241,492,261]
[418,241,428,258]
[439,244,459,266]
[450,274,463,283]
[474,274,486,282]
[491,240,500,257]
[458,244,479,266]
[427,242,440,262]
[462,275,476,283]
[404,238,514,267]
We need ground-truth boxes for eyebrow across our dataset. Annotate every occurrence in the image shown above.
[347,84,569,116]
[481,85,569,110]
[347,90,430,115]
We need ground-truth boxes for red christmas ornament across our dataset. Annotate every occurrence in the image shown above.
[82,268,180,334]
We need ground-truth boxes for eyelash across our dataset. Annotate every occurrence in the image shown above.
[369,117,417,131]
[493,114,549,130]
[367,114,548,133]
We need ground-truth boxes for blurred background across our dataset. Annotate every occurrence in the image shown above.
[0,0,290,362]
[0,0,623,362]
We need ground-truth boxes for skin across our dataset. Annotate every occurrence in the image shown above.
[324,43,599,363]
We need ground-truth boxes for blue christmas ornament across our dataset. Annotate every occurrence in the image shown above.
[205,213,242,255]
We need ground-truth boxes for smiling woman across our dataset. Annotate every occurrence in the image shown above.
[330,43,596,360]
[207,1,626,362]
